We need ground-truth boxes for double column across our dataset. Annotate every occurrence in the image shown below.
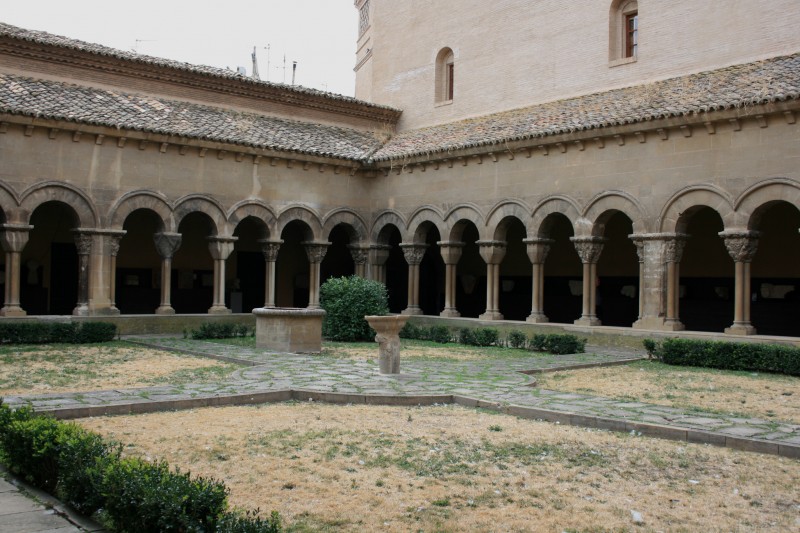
[0,224,32,317]
[348,245,370,278]
[207,237,238,314]
[368,245,392,284]
[303,241,329,309]
[628,233,688,331]
[524,238,553,323]
[153,232,182,315]
[438,241,464,317]
[259,239,282,308]
[400,243,427,315]
[720,231,760,336]
[477,240,507,321]
[571,237,605,326]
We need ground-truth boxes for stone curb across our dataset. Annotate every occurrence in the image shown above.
[36,390,800,459]
[126,339,262,367]
[0,465,106,532]
[518,357,645,375]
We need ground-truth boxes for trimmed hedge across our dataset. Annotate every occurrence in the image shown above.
[0,401,282,531]
[644,338,800,376]
[192,323,252,340]
[398,323,452,343]
[528,333,586,355]
[320,276,389,341]
[0,322,116,344]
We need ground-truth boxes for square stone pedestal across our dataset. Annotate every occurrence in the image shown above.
[253,308,326,354]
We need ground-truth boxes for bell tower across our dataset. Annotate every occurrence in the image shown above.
[354,0,374,101]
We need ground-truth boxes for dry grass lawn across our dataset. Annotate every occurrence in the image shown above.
[538,361,800,424]
[81,403,800,532]
[0,343,237,396]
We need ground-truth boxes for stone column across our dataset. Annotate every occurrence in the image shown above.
[571,237,605,326]
[258,239,282,308]
[207,236,237,314]
[399,243,428,315]
[720,230,760,336]
[72,230,93,316]
[348,245,370,278]
[153,232,182,315]
[0,224,32,317]
[103,232,126,315]
[369,245,392,284]
[477,240,507,321]
[303,241,330,309]
[524,238,554,323]
[438,241,464,317]
[663,234,689,330]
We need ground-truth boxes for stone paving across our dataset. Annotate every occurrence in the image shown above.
[3,338,800,458]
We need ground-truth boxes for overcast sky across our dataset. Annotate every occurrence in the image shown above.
[2,1,359,96]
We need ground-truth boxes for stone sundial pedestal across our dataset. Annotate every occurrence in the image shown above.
[365,315,409,374]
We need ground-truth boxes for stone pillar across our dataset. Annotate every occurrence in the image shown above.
[303,241,330,309]
[153,232,182,315]
[399,243,428,315]
[438,241,464,317]
[258,239,282,308]
[663,235,689,330]
[477,240,507,321]
[207,236,237,314]
[721,230,760,336]
[0,224,32,317]
[103,232,126,315]
[348,245,370,278]
[571,237,605,326]
[524,238,554,323]
[369,245,392,284]
[72,231,93,316]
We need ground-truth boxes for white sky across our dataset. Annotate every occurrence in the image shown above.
[2,1,359,96]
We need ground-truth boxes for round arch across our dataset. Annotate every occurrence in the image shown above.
[20,182,99,228]
[0,179,20,222]
[658,185,736,233]
[108,190,172,232]
[486,199,533,240]
[173,195,227,236]
[735,178,800,230]
[322,208,369,244]
[228,200,277,238]
[405,205,445,243]
[276,205,323,241]
[583,191,648,235]
[443,203,485,240]
[371,210,407,244]
[531,195,581,237]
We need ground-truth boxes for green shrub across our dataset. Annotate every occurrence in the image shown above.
[652,338,800,376]
[399,322,423,339]
[458,327,476,346]
[642,338,659,359]
[0,322,116,344]
[527,333,586,355]
[427,325,451,344]
[192,322,250,340]
[0,415,65,491]
[58,428,120,515]
[75,322,117,343]
[507,330,527,349]
[320,276,389,341]
[100,457,229,532]
[528,334,547,352]
[218,510,283,532]
[459,327,498,347]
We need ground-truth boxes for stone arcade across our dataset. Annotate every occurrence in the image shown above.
[0,0,799,339]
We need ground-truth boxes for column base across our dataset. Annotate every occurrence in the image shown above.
[574,316,601,327]
[526,313,549,324]
[401,307,423,316]
[0,306,26,317]
[633,317,685,331]
[725,323,757,336]
[72,305,89,317]
[208,306,232,315]
[89,306,121,316]
[439,309,461,318]
[479,311,504,321]
[155,305,176,315]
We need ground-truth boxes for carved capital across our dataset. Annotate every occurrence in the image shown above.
[400,243,428,265]
[348,245,370,265]
[0,223,32,253]
[153,232,182,259]
[207,236,238,261]
[570,237,606,264]
[369,244,392,266]
[664,236,689,264]
[476,240,507,265]
[258,239,283,262]
[303,241,330,263]
[523,238,554,264]
[437,241,465,265]
[72,231,93,256]
[720,231,760,263]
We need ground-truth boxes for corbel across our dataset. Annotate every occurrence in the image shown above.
[432,161,440,170]
[198,148,208,158]
[417,162,426,172]
[634,132,646,143]
[350,167,358,177]
[0,122,7,134]
[48,128,59,140]
[728,118,741,131]
[519,147,533,158]
[138,140,148,150]
[538,145,549,156]
[703,122,716,135]
[381,168,390,177]
[160,143,169,153]
[270,157,279,166]
[334,166,343,174]
[179,145,188,156]
[117,137,126,148]
[755,115,768,128]
[24,125,34,137]
[614,134,625,146]
[318,163,327,173]
[680,125,692,138]
[405,164,414,173]
[447,159,454,168]
[253,155,262,166]
[555,142,566,154]
[235,153,244,162]
[303,161,312,171]
[656,128,669,141]
[505,150,515,161]
[217,150,227,160]
[594,137,605,149]
[72,131,82,143]
[487,152,498,163]
[472,154,483,164]
[394,166,402,175]
[574,140,585,151]
[286,159,295,169]
[458,156,468,166]
[95,134,105,145]
[784,111,796,125]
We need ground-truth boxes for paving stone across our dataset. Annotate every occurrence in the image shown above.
[718,426,773,437]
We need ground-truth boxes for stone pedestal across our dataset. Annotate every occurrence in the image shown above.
[365,315,409,374]
[253,307,326,354]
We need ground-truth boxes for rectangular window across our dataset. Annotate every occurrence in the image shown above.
[447,62,454,101]
[625,13,638,58]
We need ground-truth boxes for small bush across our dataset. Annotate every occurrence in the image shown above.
[507,330,527,349]
[75,322,117,343]
[217,510,283,532]
[527,333,586,355]
[642,338,659,359]
[399,322,423,340]
[528,334,547,352]
[100,457,229,532]
[192,322,250,340]
[427,325,452,344]
[0,322,116,344]
[650,338,800,376]
[459,327,476,346]
[459,327,498,347]
[58,427,120,515]
[320,276,389,341]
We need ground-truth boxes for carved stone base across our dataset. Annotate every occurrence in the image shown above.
[526,313,549,324]
[439,309,461,318]
[208,305,232,315]
[401,307,423,316]
[0,306,26,317]
[725,324,757,336]
[574,316,601,327]
[479,311,504,321]
[633,317,685,331]
[72,305,89,317]
[366,315,410,375]
[155,305,176,315]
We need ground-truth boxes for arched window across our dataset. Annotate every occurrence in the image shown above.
[609,0,638,63]
[435,47,455,103]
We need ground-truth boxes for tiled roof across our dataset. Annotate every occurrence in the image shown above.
[0,22,399,114]
[0,73,388,160]
[371,53,800,162]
